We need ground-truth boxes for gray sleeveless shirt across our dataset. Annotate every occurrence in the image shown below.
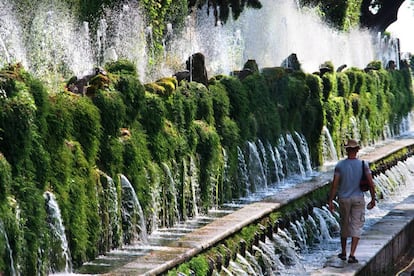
[334,158,370,198]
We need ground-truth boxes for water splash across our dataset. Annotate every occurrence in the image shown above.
[189,155,200,218]
[222,147,232,196]
[273,228,301,266]
[1,0,401,87]
[0,219,16,276]
[365,157,414,229]
[286,133,306,179]
[98,3,148,79]
[294,131,313,174]
[245,251,264,274]
[0,0,27,67]
[273,145,285,183]
[291,218,309,251]
[237,146,250,196]
[25,1,94,88]
[277,135,290,177]
[321,126,338,164]
[161,163,180,227]
[247,141,268,192]
[233,253,259,274]
[98,170,122,249]
[120,174,149,244]
[257,139,270,182]
[267,142,281,184]
[376,32,400,69]
[149,169,161,234]
[350,116,360,141]
[252,244,279,274]
[166,0,381,77]
[312,208,335,241]
[231,133,314,203]
[44,191,72,274]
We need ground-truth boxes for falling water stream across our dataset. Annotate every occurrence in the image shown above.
[73,130,414,275]
[44,191,72,274]
[0,220,16,276]
[120,175,149,245]
[321,126,339,165]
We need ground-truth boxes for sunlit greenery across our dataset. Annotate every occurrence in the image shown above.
[0,50,412,275]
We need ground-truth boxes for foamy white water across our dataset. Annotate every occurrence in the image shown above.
[166,0,382,77]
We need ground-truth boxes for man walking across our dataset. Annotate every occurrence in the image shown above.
[328,139,376,263]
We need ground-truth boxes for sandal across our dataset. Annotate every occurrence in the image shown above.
[337,253,347,260]
[348,255,358,263]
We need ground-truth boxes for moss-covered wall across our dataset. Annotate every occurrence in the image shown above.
[0,57,412,274]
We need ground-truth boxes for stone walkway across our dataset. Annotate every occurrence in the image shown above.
[311,194,414,275]
[103,138,414,276]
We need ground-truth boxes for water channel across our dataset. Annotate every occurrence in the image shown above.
[72,134,414,275]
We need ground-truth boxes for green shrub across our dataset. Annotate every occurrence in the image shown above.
[122,128,152,212]
[93,90,126,136]
[0,86,36,171]
[274,74,308,131]
[164,90,186,131]
[176,84,197,130]
[25,76,50,137]
[220,76,251,141]
[302,74,325,165]
[0,154,11,201]
[366,60,383,70]
[141,92,166,135]
[325,96,347,153]
[145,82,166,96]
[155,77,178,97]
[98,136,124,177]
[170,263,191,275]
[189,255,210,275]
[350,92,361,118]
[46,93,74,150]
[346,68,367,95]
[105,59,138,77]
[29,133,51,189]
[242,73,281,142]
[11,176,48,275]
[49,141,97,267]
[321,72,337,100]
[194,120,222,211]
[187,82,215,125]
[336,72,350,97]
[106,60,145,124]
[71,97,102,163]
[210,81,230,126]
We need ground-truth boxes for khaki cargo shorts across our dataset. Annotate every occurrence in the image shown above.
[338,196,365,238]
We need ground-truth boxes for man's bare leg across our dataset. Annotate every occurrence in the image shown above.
[349,236,360,257]
[341,237,347,255]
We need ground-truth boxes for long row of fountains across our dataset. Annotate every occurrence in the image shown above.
[1,121,411,275]
[77,151,414,275]
[1,128,322,274]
